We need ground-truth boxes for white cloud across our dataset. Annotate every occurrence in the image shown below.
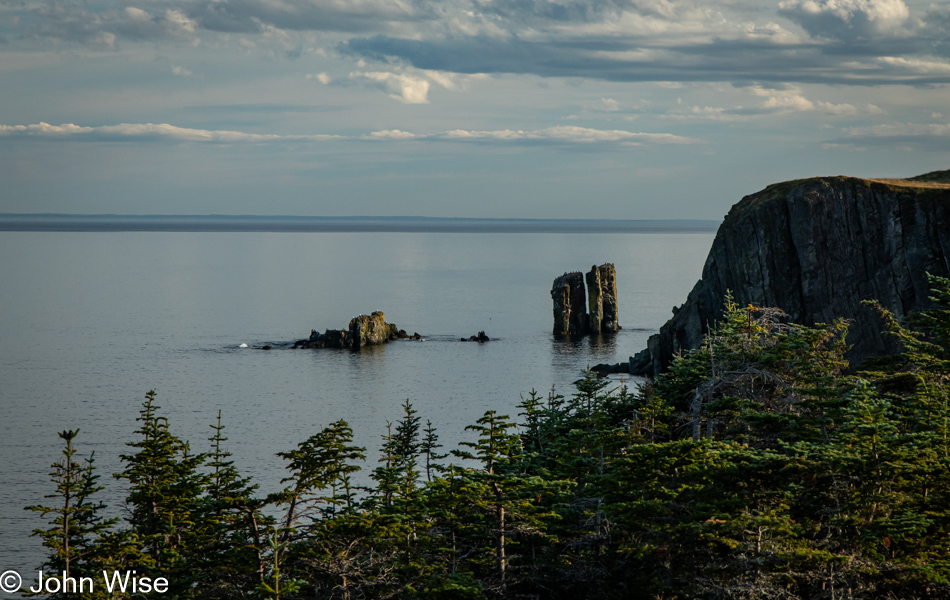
[350,71,431,103]
[666,86,882,121]
[0,122,340,143]
[368,129,418,139]
[307,72,332,84]
[751,86,876,115]
[171,65,194,77]
[0,121,697,147]
[348,69,486,103]
[390,125,699,145]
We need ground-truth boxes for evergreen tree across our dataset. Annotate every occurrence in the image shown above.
[26,429,117,598]
[421,419,447,482]
[195,410,270,598]
[115,390,208,597]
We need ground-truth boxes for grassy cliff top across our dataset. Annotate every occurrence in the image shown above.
[871,169,950,188]
[725,169,950,223]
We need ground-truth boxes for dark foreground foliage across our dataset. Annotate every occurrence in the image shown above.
[27,276,950,599]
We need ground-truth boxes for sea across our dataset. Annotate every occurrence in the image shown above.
[0,221,715,593]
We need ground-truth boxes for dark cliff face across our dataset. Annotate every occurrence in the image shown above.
[631,171,950,376]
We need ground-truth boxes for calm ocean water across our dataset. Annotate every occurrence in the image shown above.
[0,231,713,587]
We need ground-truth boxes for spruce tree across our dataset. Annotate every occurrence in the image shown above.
[27,429,116,598]
[114,390,208,596]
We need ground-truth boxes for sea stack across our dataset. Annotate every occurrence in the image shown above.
[552,263,619,335]
[551,272,588,335]
[586,263,619,333]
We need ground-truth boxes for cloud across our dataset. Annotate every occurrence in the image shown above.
[365,125,699,145]
[307,72,332,85]
[342,28,950,88]
[0,121,697,147]
[750,86,874,115]
[350,71,432,103]
[10,0,950,89]
[185,0,427,34]
[778,0,910,41]
[0,122,340,143]
[828,121,950,150]
[877,56,950,75]
[664,86,881,120]
[27,4,199,49]
[171,65,194,77]
[20,0,431,49]
[347,69,484,103]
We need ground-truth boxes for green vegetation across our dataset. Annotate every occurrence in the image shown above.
[27,276,950,598]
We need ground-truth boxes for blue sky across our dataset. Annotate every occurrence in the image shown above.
[1,0,948,219]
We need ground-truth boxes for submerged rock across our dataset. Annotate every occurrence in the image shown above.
[631,171,950,376]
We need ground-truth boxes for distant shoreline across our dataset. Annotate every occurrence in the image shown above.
[0,214,720,234]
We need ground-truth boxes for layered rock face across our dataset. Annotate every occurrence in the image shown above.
[552,264,620,335]
[631,171,950,376]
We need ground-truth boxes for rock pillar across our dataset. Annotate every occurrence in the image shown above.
[586,264,619,333]
[553,264,619,335]
[586,267,603,333]
[595,263,619,332]
[551,272,588,335]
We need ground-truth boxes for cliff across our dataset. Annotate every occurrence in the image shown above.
[631,170,950,376]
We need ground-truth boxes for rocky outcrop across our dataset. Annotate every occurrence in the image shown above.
[350,311,399,349]
[293,311,399,350]
[587,264,619,333]
[552,264,619,335]
[631,171,950,376]
[552,272,588,335]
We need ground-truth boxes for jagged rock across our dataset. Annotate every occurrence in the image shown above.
[586,263,619,333]
[591,362,629,374]
[349,311,398,349]
[461,331,491,342]
[292,311,398,350]
[551,272,588,335]
[631,171,950,376]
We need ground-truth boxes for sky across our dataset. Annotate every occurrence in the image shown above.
[1,0,948,219]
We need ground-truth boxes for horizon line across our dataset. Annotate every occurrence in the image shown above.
[0,213,721,234]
